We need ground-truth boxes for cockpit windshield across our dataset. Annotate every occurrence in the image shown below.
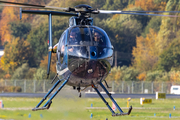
[68,27,91,46]
[68,26,111,47]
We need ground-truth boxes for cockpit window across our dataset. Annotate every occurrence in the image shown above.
[69,27,79,45]
[68,26,112,47]
[59,32,66,64]
[68,27,91,45]
[90,28,106,46]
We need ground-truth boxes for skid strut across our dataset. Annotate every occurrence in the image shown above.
[92,82,132,116]
[32,76,70,111]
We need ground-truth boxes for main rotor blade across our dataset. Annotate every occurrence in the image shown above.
[98,10,178,17]
[22,10,78,16]
[0,1,68,11]
[122,11,180,13]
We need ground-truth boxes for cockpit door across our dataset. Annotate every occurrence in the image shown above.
[56,30,68,72]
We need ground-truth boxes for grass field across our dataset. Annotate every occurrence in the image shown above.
[0,95,180,120]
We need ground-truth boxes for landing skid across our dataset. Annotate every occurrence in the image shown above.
[92,82,132,116]
[32,75,132,116]
[32,75,70,111]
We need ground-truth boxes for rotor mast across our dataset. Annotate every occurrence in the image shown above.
[68,4,94,26]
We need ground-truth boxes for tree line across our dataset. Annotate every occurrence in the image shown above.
[0,0,180,82]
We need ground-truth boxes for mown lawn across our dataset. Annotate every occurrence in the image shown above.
[0,96,180,120]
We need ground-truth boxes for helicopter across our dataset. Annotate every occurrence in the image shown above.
[0,1,180,117]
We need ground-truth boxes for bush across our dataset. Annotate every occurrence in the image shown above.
[33,68,46,80]
[0,86,22,92]
[11,63,37,80]
[106,66,140,81]
[11,63,29,79]
[146,71,170,81]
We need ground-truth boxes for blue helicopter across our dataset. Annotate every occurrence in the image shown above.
[0,1,179,116]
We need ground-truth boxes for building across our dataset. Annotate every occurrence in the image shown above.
[0,46,4,58]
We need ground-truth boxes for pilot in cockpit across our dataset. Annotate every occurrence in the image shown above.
[94,32,100,42]
[68,29,80,52]
[93,31,104,46]
[60,30,78,53]
[69,30,79,45]
[93,30,106,56]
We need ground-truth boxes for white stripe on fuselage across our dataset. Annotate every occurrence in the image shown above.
[57,67,69,75]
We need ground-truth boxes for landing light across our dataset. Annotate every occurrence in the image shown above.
[88,69,93,73]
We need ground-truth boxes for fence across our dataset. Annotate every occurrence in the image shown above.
[0,80,179,94]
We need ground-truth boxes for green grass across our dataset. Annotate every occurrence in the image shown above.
[0,97,180,120]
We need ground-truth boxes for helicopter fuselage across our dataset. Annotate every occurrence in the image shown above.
[56,25,113,87]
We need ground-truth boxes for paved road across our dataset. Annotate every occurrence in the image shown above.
[0,93,47,97]
[0,93,180,98]
[84,93,180,98]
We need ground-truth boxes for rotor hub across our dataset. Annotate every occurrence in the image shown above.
[75,4,92,9]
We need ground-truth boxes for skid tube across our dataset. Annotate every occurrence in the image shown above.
[32,75,70,111]
[92,82,132,116]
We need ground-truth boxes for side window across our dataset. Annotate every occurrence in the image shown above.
[91,28,106,46]
[68,28,79,45]
[59,33,66,64]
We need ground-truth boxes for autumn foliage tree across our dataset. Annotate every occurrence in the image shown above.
[156,0,180,53]
[0,4,19,44]
[132,29,159,71]
[136,72,146,81]
[40,53,57,74]
[1,0,180,82]
[134,0,166,11]
[170,71,180,82]
[0,37,34,76]
[157,36,180,72]
[0,0,51,45]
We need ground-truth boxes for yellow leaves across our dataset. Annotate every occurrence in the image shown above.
[128,4,135,9]
[170,71,180,82]
[132,29,158,71]
[137,72,146,81]
[115,34,118,39]
[135,0,152,11]
[40,54,57,73]
[114,71,121,81]
[0,0,45,44]
[159,2,167,11]
[9,61,18,71]
[106,67,122,82]
[0,55,17,73]
[112,14,120,20]
[0,4,19,44]
[134,0,166,11]
[132,36,145,65]
[0,79,4,85]
[0,56,5,70]
[146,29,158,56]
[4,74,11,79]
[0,37,33,75]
